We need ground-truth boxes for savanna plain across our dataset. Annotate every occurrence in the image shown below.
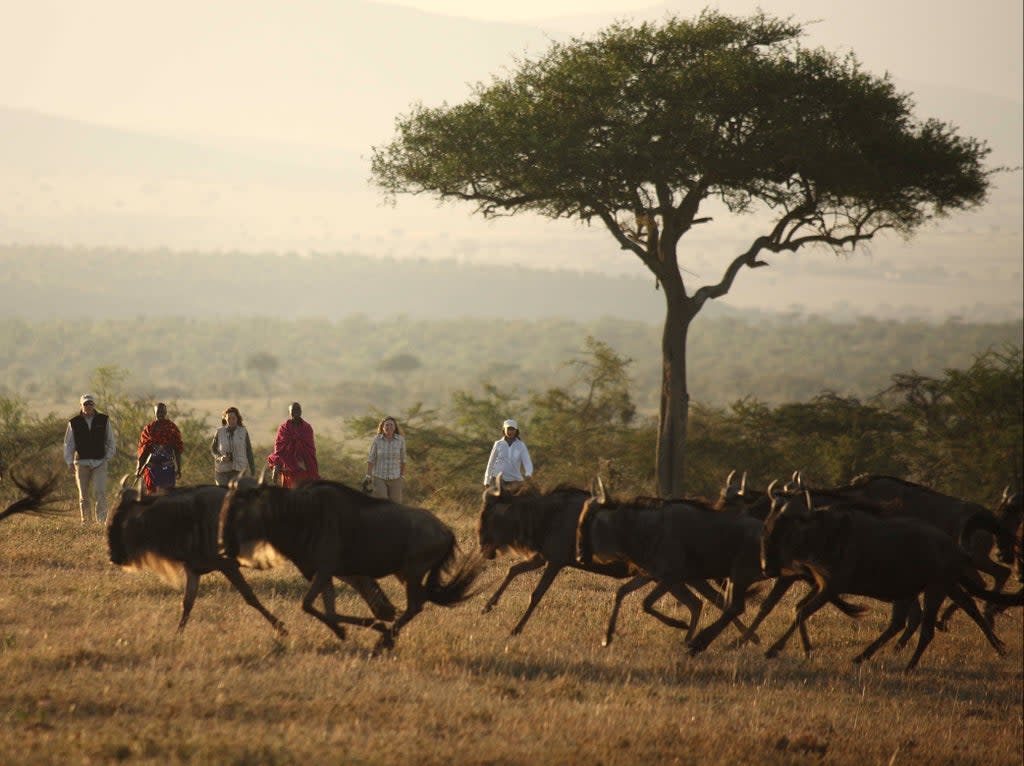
[0,505,1020,766]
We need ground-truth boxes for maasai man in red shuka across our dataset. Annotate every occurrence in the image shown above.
[136,403,184,492]
[267,402,320,488]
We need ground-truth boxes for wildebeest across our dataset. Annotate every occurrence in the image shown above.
[750,473,1017,629]
[818,474,1014,588]
[939,486,1024,626]
[576,482,870,654]
[575,490,781,655]
[107,481,290,635]
[0,470,61,521]
[478,479,737,645]
[758,498,1023,670]
[219,479,481,653]
[107,478,395,636]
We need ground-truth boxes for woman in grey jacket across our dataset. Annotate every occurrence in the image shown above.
[211,406,256,486]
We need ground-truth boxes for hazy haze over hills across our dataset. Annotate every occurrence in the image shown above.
[1,0,1021,321]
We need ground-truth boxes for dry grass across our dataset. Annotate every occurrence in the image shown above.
[1,506,1021,766]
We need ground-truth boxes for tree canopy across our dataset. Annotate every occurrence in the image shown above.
[371,10,993,495]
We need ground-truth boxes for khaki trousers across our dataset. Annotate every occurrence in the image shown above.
[371,476,404,503]
[75,461,109,523]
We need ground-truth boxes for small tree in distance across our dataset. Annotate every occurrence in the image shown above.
[246,352,280,409]
[371,10,993,496]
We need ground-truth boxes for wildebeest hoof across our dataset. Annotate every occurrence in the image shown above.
[371,634,395,656]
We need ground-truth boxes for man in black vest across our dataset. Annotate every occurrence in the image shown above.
[63,394,117,523]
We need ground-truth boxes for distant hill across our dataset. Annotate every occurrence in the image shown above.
[0,244,680,322]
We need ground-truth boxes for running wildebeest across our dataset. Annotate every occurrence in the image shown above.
[0,470,61,521]
[219,478,482,654]
[107,480,289,635]
[814,473,1014,593]
[759,498,1023,670]
[737,473,1017,634]
[576,489,785,655]
[937,486,1024,626]
[478,477,743,645]
[107,479,395,636]
[576,483,868,656]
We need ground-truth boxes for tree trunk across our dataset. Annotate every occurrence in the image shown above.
[656,298,693,497]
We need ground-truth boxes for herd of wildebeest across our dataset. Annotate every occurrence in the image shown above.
[2,467,1022,671]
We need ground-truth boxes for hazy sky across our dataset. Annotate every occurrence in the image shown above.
[386,0,654,21]
[1,0,1020,320]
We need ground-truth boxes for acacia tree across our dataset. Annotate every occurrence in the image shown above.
[371,11,991,496]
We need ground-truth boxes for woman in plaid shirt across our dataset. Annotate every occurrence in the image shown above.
[365,416,407,503]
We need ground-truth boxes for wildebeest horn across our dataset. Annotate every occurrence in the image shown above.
[495,473,504,494]
[804,489,813,513]
[119,474,133,489]
[258,465,269,485]
[725,469,736,487]
[1002,485,1011,502]
[596,476,607,505]
[767,478,782,515]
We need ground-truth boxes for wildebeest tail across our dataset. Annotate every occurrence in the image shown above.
[960,575,1024,606]
[423,545,485,607]
[0,471,62,521]
[831,594,868,618]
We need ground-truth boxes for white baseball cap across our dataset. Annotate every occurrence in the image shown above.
[80,393,96,405]
[502,419,518,430]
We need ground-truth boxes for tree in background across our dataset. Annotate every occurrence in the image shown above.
[883,347,1023,501]
[372,11,992,496]
[245,352,280,409]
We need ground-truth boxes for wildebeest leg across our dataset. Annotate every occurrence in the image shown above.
[688,577,757,655]
[764,587,831,659]
[904,587,944,671]
[372,581,425,655]
[482,555,546,614]
[730,576,797,648]
[317,580,388,633]
[302,573,347,640]
[177,568,201,633]
[943,583,1006,658]
[972,554,1011,626]
[894,598,923,651]
[339,576,396,622]
[509,562,564,636]
[603,575,661,647]
[217,561,288,637]
[854,599,912,664]
[689,580,760,645]
[647,582,699,640]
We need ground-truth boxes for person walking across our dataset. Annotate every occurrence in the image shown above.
[483,418,533,490]
[211,406,256,487]
[267,402,320,487]
[63,393,116,523]
[135,402,184,492]
[365,416,407,502]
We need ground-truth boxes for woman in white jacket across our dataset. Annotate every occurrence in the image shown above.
[483,419,533,489]
[211,406,256,486]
